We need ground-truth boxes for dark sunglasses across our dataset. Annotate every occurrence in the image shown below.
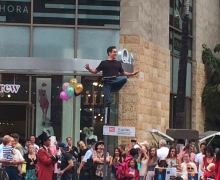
[187,167,194,170]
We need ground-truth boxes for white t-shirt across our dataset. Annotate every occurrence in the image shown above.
[195,152,204,173]
[0,148,24,169]
[157,147,169,160]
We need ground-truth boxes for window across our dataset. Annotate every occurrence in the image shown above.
[77,29,119,60]
[169,0,193,128]
[33,27,74,58]
[78,0,120,27]
[169,95,191,129]
[0,26,30,57]
[33,0,76,25]
[0,0,120,27]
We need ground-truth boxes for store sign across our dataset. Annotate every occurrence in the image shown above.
[0,1,31,23]
[0,4,29,13]
[118,49,134,65]
[103,125,135,137]
[0,84,20,93]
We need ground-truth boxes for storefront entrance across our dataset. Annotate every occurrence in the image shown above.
[0,103,34,139]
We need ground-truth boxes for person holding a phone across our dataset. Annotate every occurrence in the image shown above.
[110,148,123,180]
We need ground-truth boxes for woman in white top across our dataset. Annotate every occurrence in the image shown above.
[181,153,197,179]
[182,162,197,180]
[166,147,181,171]
[137,145,148,180]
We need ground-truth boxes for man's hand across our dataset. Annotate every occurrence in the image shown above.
[77,169,80,175]
[59,170,64,175]
[85,64,90,71]
[132,71,139,75]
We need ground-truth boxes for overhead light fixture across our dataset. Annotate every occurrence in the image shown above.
[101,94,104,97]
[98,114,101,116]
[88,94,91,97]
[89,108,92,111]
[7,94,11,98]
[93,82,98,86]
[94,116,97,119]
[80,130,82,133]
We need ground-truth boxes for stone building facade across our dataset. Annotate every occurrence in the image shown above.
[118,0,220,144]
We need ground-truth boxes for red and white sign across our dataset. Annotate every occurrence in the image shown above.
[103,125,135,137]
[0,84,20,93]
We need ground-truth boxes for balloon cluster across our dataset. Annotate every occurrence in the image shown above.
[60,78,83,101]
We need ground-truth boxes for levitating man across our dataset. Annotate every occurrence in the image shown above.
[85,46,138,107]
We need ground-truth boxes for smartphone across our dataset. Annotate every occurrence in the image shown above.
[131,139,136,143]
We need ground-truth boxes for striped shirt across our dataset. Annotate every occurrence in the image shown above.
[3,146,13,161]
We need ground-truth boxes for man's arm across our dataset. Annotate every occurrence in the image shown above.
[59,160,74,175]
[85,64,99,74]
[123,71,139,76]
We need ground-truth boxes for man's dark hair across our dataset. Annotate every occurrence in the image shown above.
[25,139,31,143]
[107,46,116,55]
[129,148,138,157]
[118,144,125,151]
[200,143,206,148]
[66,137,72,141]
[11,133,19,139]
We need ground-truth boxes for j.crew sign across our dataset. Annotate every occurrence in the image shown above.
[0,84,20,93]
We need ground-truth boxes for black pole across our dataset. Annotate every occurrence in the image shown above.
[103,106,110,180]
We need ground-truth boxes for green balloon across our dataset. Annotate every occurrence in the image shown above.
[66,86,74,98]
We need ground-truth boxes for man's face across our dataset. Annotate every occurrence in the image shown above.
[25,140,31,147]
[11,138,16,148]
[60,147,65,154]
[30,136,35,143]
[66,138,72,146]
[44,139,51,147]
[109,48,117,59]
[189,146,194,153]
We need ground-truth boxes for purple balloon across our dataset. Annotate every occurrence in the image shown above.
[74,91,81,97]
[60,91,69,101]
[62,82,69,91]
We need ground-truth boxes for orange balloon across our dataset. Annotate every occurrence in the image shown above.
[74,83,83,94]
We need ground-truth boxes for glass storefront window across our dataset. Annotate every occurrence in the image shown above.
[33,0,76,25]
[79,76,118,149]
[77,29,119,60]
[0,26,30,57]
[31,76,62,140]
[33,27,74,58]
[78,0,120,27]
[0,0,31,23]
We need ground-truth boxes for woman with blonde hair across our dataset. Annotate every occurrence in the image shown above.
[24,144,37,180]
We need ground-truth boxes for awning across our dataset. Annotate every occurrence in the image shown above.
[199,131,220,145]
[146,129,174,142]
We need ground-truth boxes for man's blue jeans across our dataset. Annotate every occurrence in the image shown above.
[5,166,20,180]
[103,76,127,107]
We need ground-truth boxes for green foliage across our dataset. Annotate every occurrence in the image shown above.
[202,44,220,130]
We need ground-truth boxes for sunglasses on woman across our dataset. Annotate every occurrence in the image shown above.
[187,167,194,170]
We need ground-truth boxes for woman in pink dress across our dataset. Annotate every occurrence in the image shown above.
[38,83,49,120]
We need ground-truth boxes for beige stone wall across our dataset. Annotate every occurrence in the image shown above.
[191,0,220,132]
[120,0,169,49]
[118,35,170,145]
